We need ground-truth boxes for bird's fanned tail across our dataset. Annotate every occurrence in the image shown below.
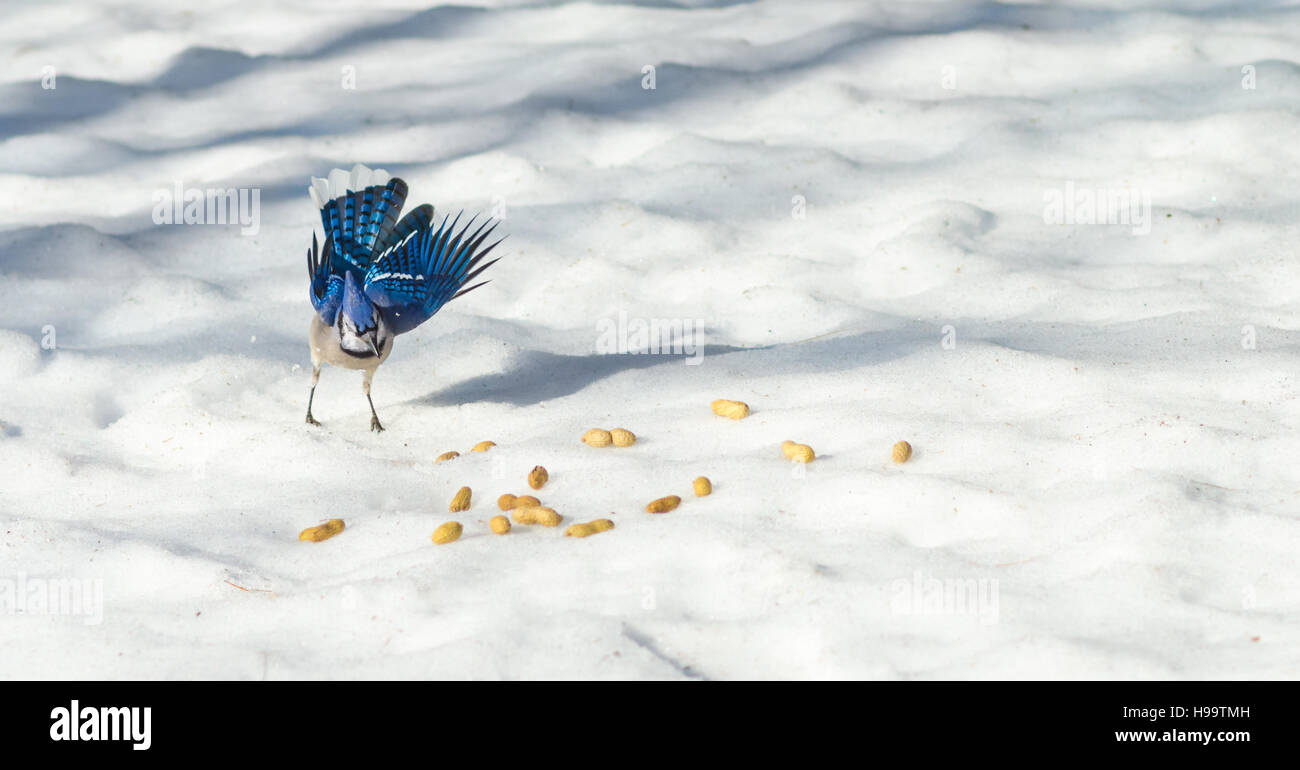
[310,165,407,278]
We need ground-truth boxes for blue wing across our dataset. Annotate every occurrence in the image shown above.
[308,231,344,324]
[363,211,504,335]
[317,176,409,278]
[375,202,432,258]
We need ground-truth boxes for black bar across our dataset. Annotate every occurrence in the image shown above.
[0,681,1284,757]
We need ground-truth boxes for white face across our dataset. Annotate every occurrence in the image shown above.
[337,312,380,356]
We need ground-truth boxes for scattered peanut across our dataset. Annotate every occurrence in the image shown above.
[892,440,913,464]
[610,428,636,447]
[565,523,597,538]
[471,441,496,452]
[432,521,462,545]
[435,451,459,463]
[497,493,517,511]
[513,495,541,509]
[566,518,615,538]
[646,495,681,514]
[528,465,548,490]
[711,399,750,420]
[490,515,511,535]
[693,476,712,497]
[298,518,345,542]
[450,486,472,512]
[582,428,613,447]
[513,506,561,526]
[781,440,815,463]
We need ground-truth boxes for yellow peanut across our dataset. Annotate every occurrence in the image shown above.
[435,451,459,463]
[781,441,815,463]
[432,521,462,545]
[298,518,345,542]
[471,441,496,452]
[450,486,472,512]
[892,441,913,464]
[497,493,517,511]
[513,495,541,509]
[646,495,681,514]
[528,465,548,490]
[711,399,750,420]
[693,477,712,497]
[533,507,561,527]
[582,428,613,447]
[490,515,511,535]
[513,506,561,526]
[566,518,615,538]
[610,428,636,447]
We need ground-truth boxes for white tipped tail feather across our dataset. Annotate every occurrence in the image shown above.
[308,163,391,209]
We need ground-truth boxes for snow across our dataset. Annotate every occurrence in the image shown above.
[1,0,1298,679]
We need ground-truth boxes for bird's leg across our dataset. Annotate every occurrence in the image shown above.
[305,366,322,426]
[363,369,384,432]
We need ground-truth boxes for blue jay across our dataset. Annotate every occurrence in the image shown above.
[304,164,503,431]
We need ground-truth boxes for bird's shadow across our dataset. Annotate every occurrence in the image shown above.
[412,348,714,408]
[411,326,925,408]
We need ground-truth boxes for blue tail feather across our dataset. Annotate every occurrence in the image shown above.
[318,177,408,276]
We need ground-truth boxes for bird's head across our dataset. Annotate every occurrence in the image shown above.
[337,271,383,357]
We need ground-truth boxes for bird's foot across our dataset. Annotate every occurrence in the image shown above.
[370,416,385,432]
[305,413,321,426]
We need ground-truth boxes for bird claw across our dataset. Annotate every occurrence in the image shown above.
[370,416,385,432]
[305,414,321,426]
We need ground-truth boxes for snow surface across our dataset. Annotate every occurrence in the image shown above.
[1,0,1298,679]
